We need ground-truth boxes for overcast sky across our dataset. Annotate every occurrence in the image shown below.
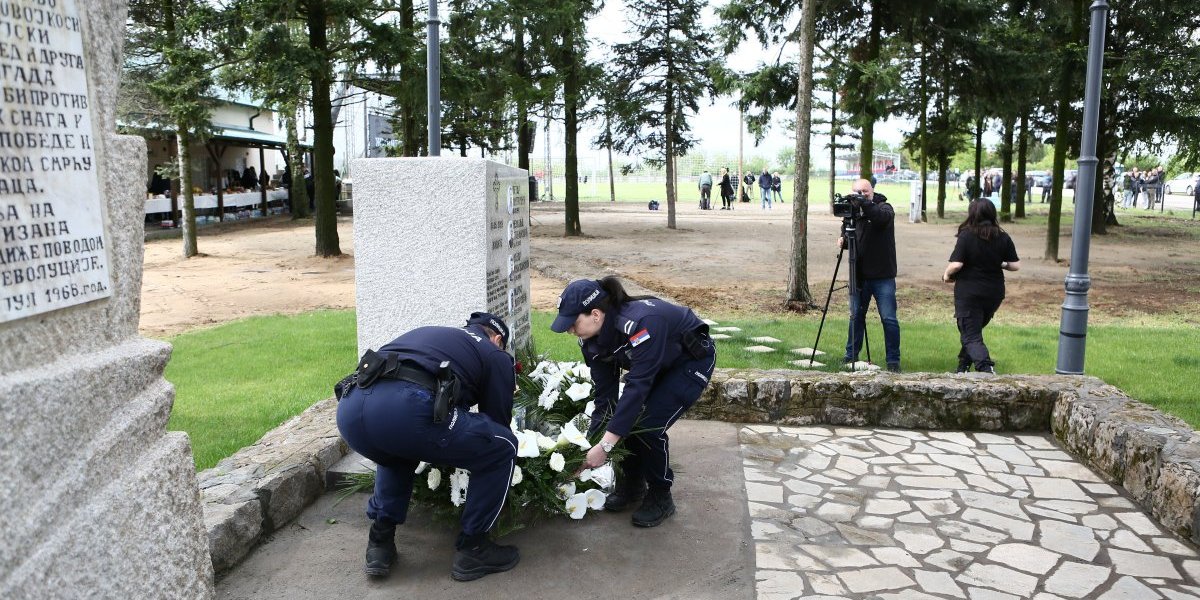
[558,0,916,168]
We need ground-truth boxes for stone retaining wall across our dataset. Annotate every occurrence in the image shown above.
[197,398,347,575]
[198,369,1200,574]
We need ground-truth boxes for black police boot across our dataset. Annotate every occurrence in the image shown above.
[451,533,520,582]
[603,480,647,512]
[631,488,676,527]
[364,519,397,577]
[956,361,971,373]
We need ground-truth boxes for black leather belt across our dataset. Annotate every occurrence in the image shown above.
[387,363,437,390]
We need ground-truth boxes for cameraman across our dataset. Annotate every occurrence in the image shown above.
[837,179,901,372]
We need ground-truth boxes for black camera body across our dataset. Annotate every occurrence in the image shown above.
[832,193,867,219]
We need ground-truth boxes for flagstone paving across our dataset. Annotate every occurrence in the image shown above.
[740,425,1200,600]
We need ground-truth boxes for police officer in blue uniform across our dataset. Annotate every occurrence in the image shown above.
[550,277,716,527]
[335,312,519,581]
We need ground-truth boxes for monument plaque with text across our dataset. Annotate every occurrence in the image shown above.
[0,0,112,323]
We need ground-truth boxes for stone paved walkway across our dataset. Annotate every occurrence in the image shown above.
[740,425,1200,600]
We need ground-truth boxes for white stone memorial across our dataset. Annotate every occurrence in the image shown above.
[0,1,214,597]
[351,157,531,354]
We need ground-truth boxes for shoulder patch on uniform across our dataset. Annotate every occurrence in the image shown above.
[618,316,638,336]
[629,328,651,346]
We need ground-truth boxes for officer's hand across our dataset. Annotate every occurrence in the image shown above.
[582,444,608,470]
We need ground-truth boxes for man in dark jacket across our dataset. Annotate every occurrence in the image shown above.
[837,179,901,372]
[758,169,773,209]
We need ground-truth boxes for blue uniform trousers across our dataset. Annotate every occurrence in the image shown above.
[619,351,716,492]
[336,380,517,536]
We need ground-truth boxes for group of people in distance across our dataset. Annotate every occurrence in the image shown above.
[334,177,1020,582]
[697,168,784,210]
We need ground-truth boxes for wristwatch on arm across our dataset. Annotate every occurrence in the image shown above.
[599,439,615,453]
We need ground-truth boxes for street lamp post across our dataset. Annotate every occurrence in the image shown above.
[1056,0,1110,374]
[427,0,441,156]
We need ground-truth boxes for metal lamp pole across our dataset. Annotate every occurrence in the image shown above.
[1056,0,1109,374]
[427,0,441,156]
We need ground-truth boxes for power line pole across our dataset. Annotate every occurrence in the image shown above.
[426,0,441,156]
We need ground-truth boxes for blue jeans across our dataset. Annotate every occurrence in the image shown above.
[845,277,901,365]
[761,188,772,209]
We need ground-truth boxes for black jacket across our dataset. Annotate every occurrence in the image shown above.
[846,194,897,281]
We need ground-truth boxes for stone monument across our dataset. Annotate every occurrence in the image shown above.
[351,157,531,354]
[0,1,214,597]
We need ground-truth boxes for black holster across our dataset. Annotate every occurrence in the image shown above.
[432,361,460,423]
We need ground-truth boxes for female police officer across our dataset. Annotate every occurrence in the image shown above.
[550,277,716,527]
[336,312,519,581]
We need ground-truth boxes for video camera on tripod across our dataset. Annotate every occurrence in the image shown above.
[831,192,868,220]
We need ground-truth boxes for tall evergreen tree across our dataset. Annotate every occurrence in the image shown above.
[125,0,216,258]
[611,0,717,230]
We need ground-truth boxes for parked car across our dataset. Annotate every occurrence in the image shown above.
[1026,170,1048,187]
[1164,173,1197,196]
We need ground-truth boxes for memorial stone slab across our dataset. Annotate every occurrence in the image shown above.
[350,157,531,355]
[0,1,214,597]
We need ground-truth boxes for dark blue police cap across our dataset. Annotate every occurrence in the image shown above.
[466,312,510,349]
[550,279,608,333]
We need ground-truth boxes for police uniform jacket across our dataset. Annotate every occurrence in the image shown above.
[380,325,515,426]
[580,299,708,438]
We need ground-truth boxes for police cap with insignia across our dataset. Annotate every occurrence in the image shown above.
[550,279,608,333]
[466,312,510,349]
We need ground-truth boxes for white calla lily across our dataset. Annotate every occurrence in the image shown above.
[535,432,557,450]
[557,482,576,499]
[584,488,607,510]
[558,420,592,451]
[564,381,593,402]
[511,466,523,486]
[588,463,615,489]
[565,492,588,519]
[548,452,566,472]
[449,469,469,507]
[414,461,429,475]
[427,468,442,490]
[515,429,541,458]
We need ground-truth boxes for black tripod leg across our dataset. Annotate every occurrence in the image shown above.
[808,247,845,368]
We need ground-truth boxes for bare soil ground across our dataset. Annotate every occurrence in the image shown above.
[139,203,1200,337]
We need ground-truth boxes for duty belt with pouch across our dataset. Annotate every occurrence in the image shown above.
[340,350,461,422]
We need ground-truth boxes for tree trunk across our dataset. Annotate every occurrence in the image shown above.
[177,128,198,257]
[606,114,616,203]
[1000,116,1014,220]
[1046,0,1084,260]
[1016,111,1029,218]
[309,0,341,257]
[514,16,531,171]
[858,8,881,181]
[937,149,949,218]
[828,85,837,209]
[972,117,983,200]
[563,25,582,236]
[1091,96,1112,234]
[400,0,421,156]
[664,14,676,231]
[284,104,310,218]
[918,45,928,221]
[786,0,817,310]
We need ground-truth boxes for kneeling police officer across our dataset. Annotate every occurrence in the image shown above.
[335,312,519,581]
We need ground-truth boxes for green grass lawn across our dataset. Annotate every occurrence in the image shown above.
[166,309,1199,470]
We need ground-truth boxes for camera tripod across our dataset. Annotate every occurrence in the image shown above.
[807,215,871,368]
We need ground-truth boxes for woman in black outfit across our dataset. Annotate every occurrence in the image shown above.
[942,200,1020,374]
[719,167,735,209]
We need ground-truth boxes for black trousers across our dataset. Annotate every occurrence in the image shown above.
[955,294,1004,371]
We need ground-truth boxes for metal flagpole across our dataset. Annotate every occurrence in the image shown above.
[427,0,441,156]
[1056,0,1109,374]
